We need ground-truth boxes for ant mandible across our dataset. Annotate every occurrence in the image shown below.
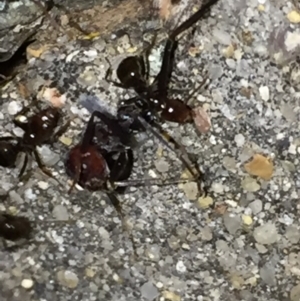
[0,98,70,181]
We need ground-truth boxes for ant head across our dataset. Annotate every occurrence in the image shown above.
[0,137,21,168]
[116,56,147,90]
[0,214,32,241]
[65,144,110,192]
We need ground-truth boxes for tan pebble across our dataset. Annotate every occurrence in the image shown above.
[287,11,300,23]
[8,206,18,215]
[27,44,51,58]
[85,268,96,278]
[179,182,198,200]
[244,154,274,180]
[197,196,214,209]
[242,215,253,226]
[162,291,181,301]
[257,4,265,11]
[59,136,72,146]
[127,47,137,53]
[222,44,235,58]
[230,274,244,289]
[21,279,34,289]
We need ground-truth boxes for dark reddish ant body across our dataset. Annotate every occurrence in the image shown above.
[0,104,69,179]
[65,110,135,193]
[105,0,220,192]
[65,109,196,253]
[0,213,32,242]
[107,0,219,126]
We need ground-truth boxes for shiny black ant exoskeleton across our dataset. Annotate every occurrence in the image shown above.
[105,0,220,193]
[64,109,196,254]
[0,213,32,242]
[0,102,70,181]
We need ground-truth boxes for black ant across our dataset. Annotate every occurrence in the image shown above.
[0,101,70,181]
[105,0,220,193]
[64,109,197,254]
[0,213,32,242]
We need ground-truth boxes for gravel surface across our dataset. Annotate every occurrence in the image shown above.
[0,0,300,301]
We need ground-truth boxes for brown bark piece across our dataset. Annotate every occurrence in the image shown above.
[71,0,151,35]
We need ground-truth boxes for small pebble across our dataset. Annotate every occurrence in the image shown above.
[176,260,187,273]
[21,279,34,289]
[7,101,22,115]
[38,181,49,190]
[223,212,241,235]
[154,158,169,173]
[57,270,79,288]
[162,291,181,301]
[249,199,263,215]
[179,182,198,200]
[253,223,278,245]
[52,205,69,221]
[242,215,253,226]
[259,86,270,101]
[241,177,260,192]
[235,134,245,147]
[197,196,214,209]
[287,10,300,23]
[140,281,159,301]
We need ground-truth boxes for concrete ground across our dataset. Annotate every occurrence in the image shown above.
[0,0,299,300]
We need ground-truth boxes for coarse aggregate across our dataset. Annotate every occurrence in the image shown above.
[0,0,300,301]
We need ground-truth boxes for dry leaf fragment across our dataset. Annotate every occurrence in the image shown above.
[192,106,211,134]
[40,87,66,108]
[17,82,31,99]
[244,154,274,180]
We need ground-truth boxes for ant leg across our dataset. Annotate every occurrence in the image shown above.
[136,116,205,194]
[106,192,137,257]
[32,150,61,186]
[142,31,158,81]
[0,136,16,142]
[51,117,75,143]
[170,0,220,39]
[183,72,210,106]
[112,177,196,188]
[18,153,29,179]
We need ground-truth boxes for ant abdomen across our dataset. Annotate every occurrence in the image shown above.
[160,98,193,124]
[65,144,110,191]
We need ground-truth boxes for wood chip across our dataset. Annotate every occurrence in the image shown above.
[244,154,274,180]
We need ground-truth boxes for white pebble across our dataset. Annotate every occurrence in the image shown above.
[176,260,187,273]
[234,134,245,147]
[21,279,34,289]
[259,86,270,101]
[83,49,98,57]
[209,135,216,145]
[7,101,22,115]
[289,144,297,155]
[38,181,49,190]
